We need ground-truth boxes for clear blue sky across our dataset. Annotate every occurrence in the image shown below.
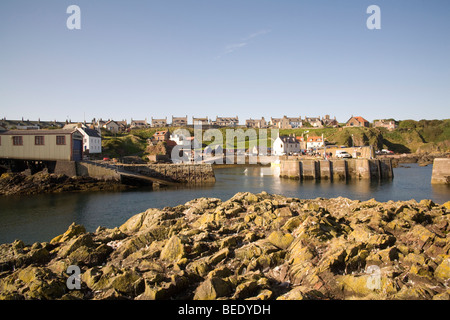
[1,0,449,124]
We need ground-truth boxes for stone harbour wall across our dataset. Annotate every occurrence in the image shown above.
[280,159,393,181]
[431,158,450,185]
[115,163,216,184]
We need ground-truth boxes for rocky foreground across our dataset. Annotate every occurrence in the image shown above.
[0,172,132,196]
[0,192,449,300]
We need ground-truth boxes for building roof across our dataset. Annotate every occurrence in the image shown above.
[0,129,77,135]
[279,136,299,144]
[307,136,323,142]
[80,128,101,138]
[216,116,239,121]
[131,120,147,124]
[350,116,369,123]
[155,130,169,135]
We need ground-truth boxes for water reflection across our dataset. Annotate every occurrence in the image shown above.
[0,163,448,245]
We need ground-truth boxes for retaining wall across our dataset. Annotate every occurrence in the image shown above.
[54,161,77,177]
[280,159,393,181]
[76,162,121,181]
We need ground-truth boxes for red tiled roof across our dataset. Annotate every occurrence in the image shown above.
[354,116,368,123]
[307,136,323,142]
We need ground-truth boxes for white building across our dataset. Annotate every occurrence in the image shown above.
[170,133,202,149]
[77,127,102,154]
[273,134,300,155]
[306,135,324,150]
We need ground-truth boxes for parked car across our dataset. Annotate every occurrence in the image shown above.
[335,151,352,158]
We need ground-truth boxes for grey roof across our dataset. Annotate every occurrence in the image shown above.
[81,128,101,138]
[280,136,299,144]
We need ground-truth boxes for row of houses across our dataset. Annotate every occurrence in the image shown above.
[101,115,397,131]
[1,115,398,133]
[249,115,339,129]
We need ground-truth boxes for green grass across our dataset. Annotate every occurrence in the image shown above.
[102,135,147,158]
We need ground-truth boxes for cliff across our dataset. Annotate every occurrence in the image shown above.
[0,192,449,300]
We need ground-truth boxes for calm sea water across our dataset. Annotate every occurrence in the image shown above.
[0,163,448,245]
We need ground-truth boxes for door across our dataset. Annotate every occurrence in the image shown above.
[72,139,82,161]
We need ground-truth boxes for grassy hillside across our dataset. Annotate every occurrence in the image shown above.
[102,135,147,158]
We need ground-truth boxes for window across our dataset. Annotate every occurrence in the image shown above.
[56,136,66,145]
[13,136,23,146]
[35,136,45,145]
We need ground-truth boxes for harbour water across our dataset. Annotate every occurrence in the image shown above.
[0,163,448,245]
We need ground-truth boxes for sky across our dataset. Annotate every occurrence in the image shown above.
[0,0,449,124]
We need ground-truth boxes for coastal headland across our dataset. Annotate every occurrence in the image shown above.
[1,191,449,300]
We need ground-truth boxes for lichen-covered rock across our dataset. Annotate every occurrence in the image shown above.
[193,277,232,300]
[160,235,186,263]
[2,191,450,300]
[434,257,450,281]
[51,223,86,244]
[267,231,294,250]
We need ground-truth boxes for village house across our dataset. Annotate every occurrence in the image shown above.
[96,119,107,129]
[192,117,209,127]
[153,130,171,142]
[304,116,323,128]
[322,115,339,127]
[373,119,398,131]
[116,120,128,132]
[77,127,102,154]
[271,116,303,129]
[170,132,189,148]
[273,134,301,155]
[169,133,203,161]
[171,116,188,127]
[104,120,120,133]
[151,117,168,128]
[346,116,370,128]
[210,116,239,127]
[306,135,324,150]
[0,118,59,130]
[245,117,267,128]
[130,118,148,129]
[63,122,87,131]
[295,136,307,150]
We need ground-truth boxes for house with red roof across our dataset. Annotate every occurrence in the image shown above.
[306,135,324,150]
[153,130,171,142]
[345,116,370,128]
